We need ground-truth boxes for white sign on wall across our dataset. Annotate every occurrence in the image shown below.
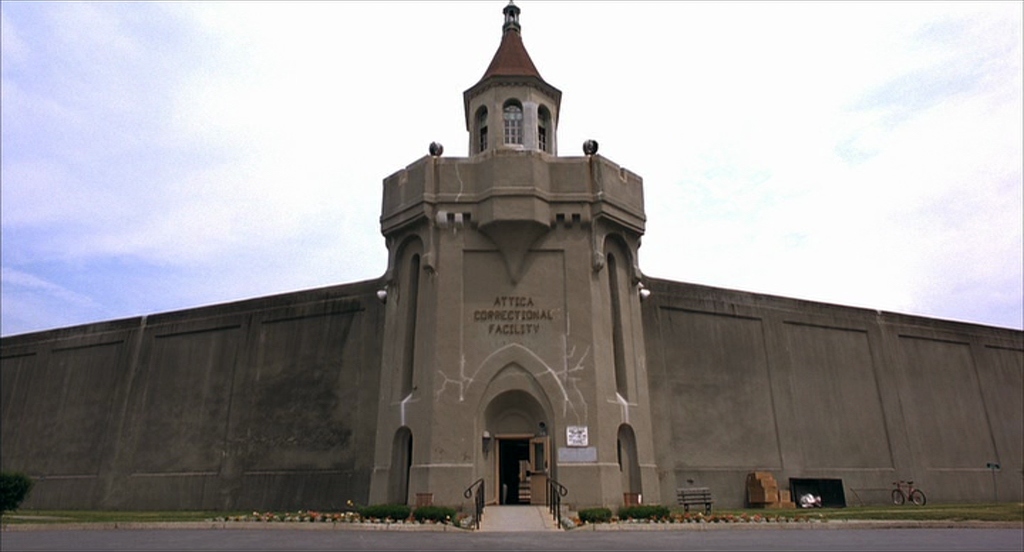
[566,425,588,447]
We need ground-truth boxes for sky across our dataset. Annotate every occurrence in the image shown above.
[2,1,1022,337]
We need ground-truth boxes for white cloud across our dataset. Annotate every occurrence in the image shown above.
[1,1,1020,335]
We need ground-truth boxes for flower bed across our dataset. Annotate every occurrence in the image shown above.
[214,500,468,527]
[216,510,365,523]
[564,510,827,528]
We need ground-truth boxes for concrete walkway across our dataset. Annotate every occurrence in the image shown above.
[478,505,560,532]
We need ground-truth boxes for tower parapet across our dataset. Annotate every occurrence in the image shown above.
[381,152,644,235]
[380,150,644,284]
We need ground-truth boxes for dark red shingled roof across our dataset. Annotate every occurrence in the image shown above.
[480,28,542,80]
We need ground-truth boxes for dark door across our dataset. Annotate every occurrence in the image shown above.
[498,439,530,505]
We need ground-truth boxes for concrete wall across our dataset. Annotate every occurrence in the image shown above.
[3,274,1021,511]
[1,279,385,511]
[642,277,1023,508]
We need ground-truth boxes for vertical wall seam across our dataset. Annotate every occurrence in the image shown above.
[98,315,147,506]
[968,342,1002,464]
[866,316,899,471]
[758,313,787,471]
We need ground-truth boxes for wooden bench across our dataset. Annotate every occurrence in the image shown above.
[676,487,714,514]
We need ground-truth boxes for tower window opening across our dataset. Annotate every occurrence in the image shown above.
[503,102,523,145]
[538,106,551,152]
[476,107,489,153]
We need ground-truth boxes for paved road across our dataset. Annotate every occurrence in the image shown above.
[3,527,1021,551]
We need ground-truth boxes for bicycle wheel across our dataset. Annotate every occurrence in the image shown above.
[909,489,926,506]
[891,489,906,505]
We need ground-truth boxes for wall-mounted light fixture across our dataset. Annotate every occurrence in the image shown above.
[638,282,651,301]
[482,430,493,456]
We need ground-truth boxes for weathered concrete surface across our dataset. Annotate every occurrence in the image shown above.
[1,279,385,511]
[370,148,655,511]
[4,274,1019,512]
[642,277,1023,508]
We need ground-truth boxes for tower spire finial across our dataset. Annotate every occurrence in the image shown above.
[503,1,521,34]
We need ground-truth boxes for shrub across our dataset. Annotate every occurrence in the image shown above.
[617,504,670,520]
[412,505,457,523]
[358,503,411,521]
[577,507,613,523]
[0,472,34,513]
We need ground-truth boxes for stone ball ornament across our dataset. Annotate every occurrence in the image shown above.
[429,141,444,157]
[583,139,599,155]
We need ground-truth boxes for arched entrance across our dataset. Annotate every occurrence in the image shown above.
[388,427,412,504]
[483,389,551,505]
[617,424,642,504]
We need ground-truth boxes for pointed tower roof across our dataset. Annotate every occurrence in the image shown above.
[479,2,542,80]
[464,2,561,130]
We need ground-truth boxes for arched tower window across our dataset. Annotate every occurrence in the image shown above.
[538,105,551,153]
[607,252,628,398]
[475,106,489,153]
[503,101,523,145]
[399,251,421,398]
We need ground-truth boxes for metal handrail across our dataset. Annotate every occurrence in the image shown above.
[463,478,485,530]
[546,477,568,528]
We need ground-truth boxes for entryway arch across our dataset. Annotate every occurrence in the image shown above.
[480,377,553,505]
[617,424,642,504]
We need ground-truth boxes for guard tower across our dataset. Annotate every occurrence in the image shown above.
[369,2,658,510]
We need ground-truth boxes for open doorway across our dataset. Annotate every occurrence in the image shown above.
[497,435,550,505]
[498,438,530,504]
[482,386,553,505]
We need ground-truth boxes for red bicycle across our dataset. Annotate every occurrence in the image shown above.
[891,480,927,506]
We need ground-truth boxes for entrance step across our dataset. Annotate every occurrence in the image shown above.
[518,480,531,503]
[478,505,559,532]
